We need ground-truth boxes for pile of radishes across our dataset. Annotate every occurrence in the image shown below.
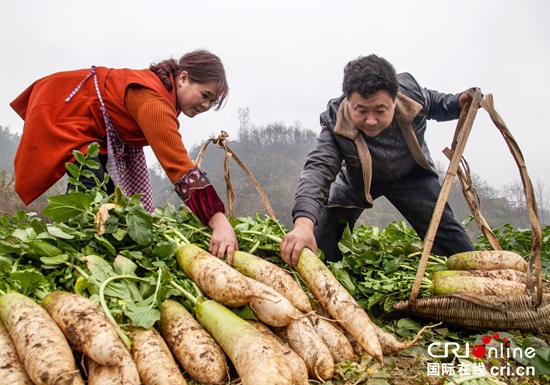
[0,243,429,385]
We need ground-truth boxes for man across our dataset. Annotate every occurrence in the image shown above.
[281,54,474,266]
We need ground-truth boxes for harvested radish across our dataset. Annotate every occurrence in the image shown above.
[233,250,313,313]
[247,320,309,385]
[85,356,124,385]
[196,298,294,385]
[176,244,253,307]
[343,330,366,357]
[0,292,85,385]
[0,318,33,385]
[295,248,383,363]
[371,321,439,355]
[434,275,526,296]
[446,250,527,272]
[275,316,334,381]
[307,313,355,363]
[432,268,530,283]
[130,326,187,385]
[246,277,298,327]
[159,299,228,385]
[41,291,136,373]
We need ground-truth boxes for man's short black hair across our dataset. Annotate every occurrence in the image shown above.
[342,54,399,100]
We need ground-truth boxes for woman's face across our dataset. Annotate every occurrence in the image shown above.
[176,71,218,118]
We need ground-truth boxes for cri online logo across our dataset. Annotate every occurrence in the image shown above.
[471,333,510,358]
[428,333,536,360]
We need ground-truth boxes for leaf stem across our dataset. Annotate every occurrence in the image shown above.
[64,262,90,280]
[162,233,183,249]
[171,228,191,245]
[240,230,282,243]
[98,274,149,350]
[169,280,203,305]
[179,223,212,238]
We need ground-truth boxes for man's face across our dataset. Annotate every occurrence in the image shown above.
[347,90,396,137]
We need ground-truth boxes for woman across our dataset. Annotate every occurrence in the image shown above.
[10,50,238,261]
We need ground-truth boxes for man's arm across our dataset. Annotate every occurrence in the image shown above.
[281,123,344,266]
[421,87,463,122]
[292,124,344,224]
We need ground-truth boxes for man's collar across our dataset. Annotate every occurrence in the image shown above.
[394,93,423,124]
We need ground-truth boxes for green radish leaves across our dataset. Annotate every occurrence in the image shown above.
[7,270,49,297]
[43,192,94,222]
[331,221,446,313]
[126,204,153,246]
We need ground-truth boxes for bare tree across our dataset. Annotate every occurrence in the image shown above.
[501,180,526,213]
[534,179,550,225]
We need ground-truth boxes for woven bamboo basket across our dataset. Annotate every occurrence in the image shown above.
[394,89,546,333]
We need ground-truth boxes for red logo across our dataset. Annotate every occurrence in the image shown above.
[472,333,511,358]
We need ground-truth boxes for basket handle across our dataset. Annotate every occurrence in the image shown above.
[479,95,543,306]
[408,90,544,309]
[195,131,277,220]
[408,88,483,309]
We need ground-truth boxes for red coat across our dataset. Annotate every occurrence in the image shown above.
[10,67,177,204]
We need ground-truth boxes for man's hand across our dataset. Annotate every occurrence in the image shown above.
[459,87,483,109]
[208,212,238,264]
[280,217,316,267]
[458,91,472,109]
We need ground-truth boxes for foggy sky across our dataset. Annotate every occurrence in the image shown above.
[1,0,548,193]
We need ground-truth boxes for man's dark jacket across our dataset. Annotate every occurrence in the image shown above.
[292,72,463,224]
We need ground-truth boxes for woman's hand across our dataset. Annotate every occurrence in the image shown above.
[208,211,238,264]
[280,217,317,267]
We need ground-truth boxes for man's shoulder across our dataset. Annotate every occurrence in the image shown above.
[320,94,345,129]
[397,72,422,91]
[397,72,424,104]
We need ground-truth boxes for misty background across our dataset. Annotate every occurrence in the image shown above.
[1,0,549,236]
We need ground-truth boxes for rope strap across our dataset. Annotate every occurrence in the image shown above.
[408,90,543,309]
[194,131,276,220]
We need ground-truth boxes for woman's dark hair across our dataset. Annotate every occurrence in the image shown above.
[342,54,398,100]
[149,49,229,110]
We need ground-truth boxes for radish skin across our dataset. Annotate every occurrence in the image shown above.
[159,299,228,385]
[41,292,136,371]
[295,248,383,363]
[247,320,309,385]
[195,299,294,385]
[130,327,187,385]
[307,313,355,363]
[275,316,334,381]
[446,250,528,272]
[176,244,253,307]
[0,318,33,385]
[233,250,313,313]
[85,355,140,385]
[371,322,436,355]
[312,307,364,360]
[434,275,526,296]
[85,356,123,385]
[246,277,298,327]
[433,269,530,284]
[0,292,85,385]
[86,357,119,385]
[343,331,366,357]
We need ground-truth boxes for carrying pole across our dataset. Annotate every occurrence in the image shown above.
[408,88,483,309]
